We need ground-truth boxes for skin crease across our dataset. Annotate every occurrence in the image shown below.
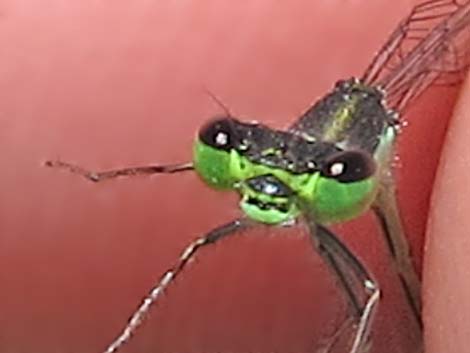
[0,0,465,353]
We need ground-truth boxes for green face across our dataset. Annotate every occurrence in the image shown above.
[237,175,300,225]
[193,117,379,225]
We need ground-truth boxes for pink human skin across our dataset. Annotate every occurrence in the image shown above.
[424,78,470,353]
[0,0,465,352]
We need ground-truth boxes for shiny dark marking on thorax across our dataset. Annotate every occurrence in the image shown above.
[290,78,397,153]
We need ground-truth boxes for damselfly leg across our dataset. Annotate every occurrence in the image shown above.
[45,160,193,182]
[307,220,380,353]
[101,218,254,353]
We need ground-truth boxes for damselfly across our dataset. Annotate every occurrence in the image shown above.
[46,1,470,352]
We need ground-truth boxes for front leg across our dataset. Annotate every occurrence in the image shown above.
[100,218,254,353]
[45,159,193,182]
[306,217,380,353]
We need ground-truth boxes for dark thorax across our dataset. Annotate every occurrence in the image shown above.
[290,78,398,154]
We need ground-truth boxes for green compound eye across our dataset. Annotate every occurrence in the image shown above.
[193,116,240,189]
[312,151,378,224]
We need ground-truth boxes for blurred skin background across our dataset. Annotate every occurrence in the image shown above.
[0,0,468,352]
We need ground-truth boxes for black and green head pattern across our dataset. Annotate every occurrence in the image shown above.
[194,79,397,225]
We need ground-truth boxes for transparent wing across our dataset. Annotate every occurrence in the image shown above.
[290,1,470,135]
[362,0,470,112]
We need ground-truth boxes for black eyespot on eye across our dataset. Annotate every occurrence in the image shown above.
[321,150,376,183]
[198,116,238,151]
